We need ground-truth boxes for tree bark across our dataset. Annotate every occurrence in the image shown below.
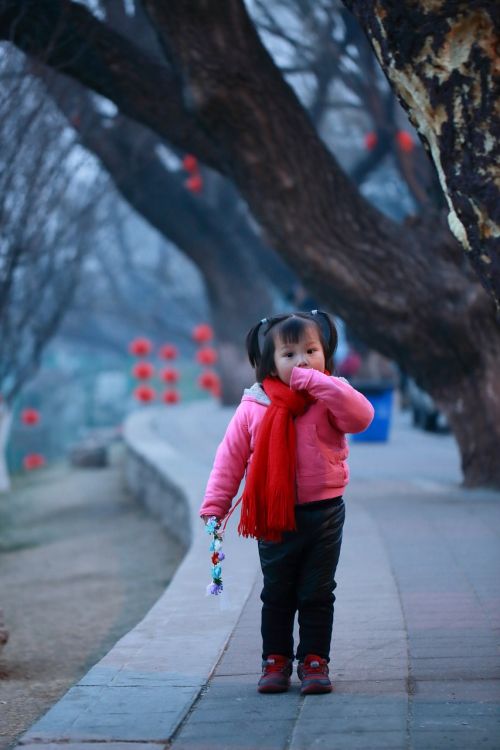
[343,0,500,307]
[434,336,500,487]
[1,0,499,485]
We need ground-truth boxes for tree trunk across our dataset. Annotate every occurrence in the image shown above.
[343,0,500,307]
[434,341,500,487]
[0,403,12,493]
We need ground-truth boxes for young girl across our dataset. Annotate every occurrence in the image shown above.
[199,311,374,694]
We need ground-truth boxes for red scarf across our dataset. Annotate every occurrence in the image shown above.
[237,376,315,542]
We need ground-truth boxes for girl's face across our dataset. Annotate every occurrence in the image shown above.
[272,326,326,385]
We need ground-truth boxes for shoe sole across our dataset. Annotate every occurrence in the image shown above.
[258,680,291,694]
[300,682,332,695]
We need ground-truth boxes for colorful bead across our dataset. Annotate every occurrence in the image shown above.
[205,516,226,596]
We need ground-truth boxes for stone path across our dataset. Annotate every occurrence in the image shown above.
[171,473,500,749]
[9,405,500,750]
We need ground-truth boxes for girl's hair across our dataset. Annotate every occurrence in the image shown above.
[246,311,338,382]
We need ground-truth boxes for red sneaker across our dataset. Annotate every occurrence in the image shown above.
[257,654,293,693]
[297,654,332,694]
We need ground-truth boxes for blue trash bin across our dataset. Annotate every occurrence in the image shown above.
[351,382,394,442]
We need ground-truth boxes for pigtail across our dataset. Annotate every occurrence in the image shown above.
[311,310,338,367]
[246,318,267,369]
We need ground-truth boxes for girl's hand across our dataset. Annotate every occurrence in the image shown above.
[201,515,220,526]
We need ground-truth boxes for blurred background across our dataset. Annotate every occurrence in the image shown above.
[1,0,451,487]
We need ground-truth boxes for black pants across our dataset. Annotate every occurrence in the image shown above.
[258,497,345,662]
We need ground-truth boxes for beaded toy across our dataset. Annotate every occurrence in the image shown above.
[205,516,225,595]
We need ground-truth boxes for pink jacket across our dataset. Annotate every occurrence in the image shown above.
[199,367,374,520]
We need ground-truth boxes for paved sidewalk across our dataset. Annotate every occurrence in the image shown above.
[169,410,500,750]
[15,403,259,750]
[15,403,500,750]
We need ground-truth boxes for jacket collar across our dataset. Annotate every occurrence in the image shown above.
[242,382,270,406]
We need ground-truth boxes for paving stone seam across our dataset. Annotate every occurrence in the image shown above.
[361,504,413,750]
[164,575,261,748]
[283,692,306,750]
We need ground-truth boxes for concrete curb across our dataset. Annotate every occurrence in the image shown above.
[17,402,259,748]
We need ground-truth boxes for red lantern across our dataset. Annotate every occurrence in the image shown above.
[186,174,203,194]
[129,337,153,356]
[198,370,220,391]
[396,130,414,153]
[23,453,45,470]
[182,154,198,173]
[162,389,180,404]
[132,362,155,380]
[159,344,178,360]
[192,324,214,343]
[134,385,156,403]
[21,408,40,426]
[364,131,378,150]
[196,347,218,365]
[160,367,180,383]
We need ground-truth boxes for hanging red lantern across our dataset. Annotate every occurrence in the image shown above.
[192,324,214,343]
[396,130,414,153]
[196,347,218,365]
[128,337,153,356]
[198,370,220,391]
[21,408,40,426]
[162,389,181,404]
[160,367,180,383]
[23,453,45,470]
[134,385,156,403]
[182,154,198,173]
[364,131,378,150]
[159,343,178,360]
[186,174,203,194]
[132,362,155,380]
